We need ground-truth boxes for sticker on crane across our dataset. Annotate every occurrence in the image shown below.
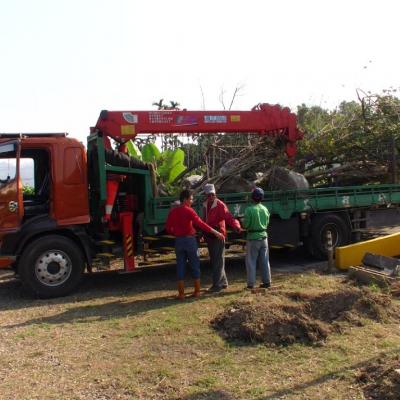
[175,115,198,126]
[230,115,241,122]
[121,125,136,136]
[149,111,173,124]
[204,115,227,123]
[122,112,138,124]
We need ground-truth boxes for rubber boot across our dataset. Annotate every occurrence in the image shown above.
[177,280,185,300]
[192,278,201,298]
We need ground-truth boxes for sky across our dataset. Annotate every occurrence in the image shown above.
[0,0,399,143]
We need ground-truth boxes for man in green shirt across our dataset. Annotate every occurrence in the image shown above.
[243,187,271,289]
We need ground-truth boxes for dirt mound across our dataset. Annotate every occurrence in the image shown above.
[211,287,399,345]
[357,353,400,400]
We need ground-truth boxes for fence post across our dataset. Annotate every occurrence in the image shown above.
[326,230,334,273]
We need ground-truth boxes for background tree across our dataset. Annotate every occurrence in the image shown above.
[295,89,400,186]
[145,90,400,193]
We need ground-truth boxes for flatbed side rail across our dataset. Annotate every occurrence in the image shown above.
[143,184,400,235]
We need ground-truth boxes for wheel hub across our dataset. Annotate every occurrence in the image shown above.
[47,262,61,275]
[35,250,72,287]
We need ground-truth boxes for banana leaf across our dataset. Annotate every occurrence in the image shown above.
[142,143,161,163]
[158,148,187,184]
[126,140,142,160]
[168,161,187,183]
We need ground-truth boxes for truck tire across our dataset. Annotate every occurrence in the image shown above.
[310,213,351,260]
[18,235,85,298]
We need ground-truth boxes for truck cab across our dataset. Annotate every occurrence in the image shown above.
[0,134,91,296]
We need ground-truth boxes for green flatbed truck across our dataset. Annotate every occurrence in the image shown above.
[89,131,400,261]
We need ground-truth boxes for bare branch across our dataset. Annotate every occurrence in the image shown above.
[219,86,226,110]
[228,84,245,110]
[199,85,206,110]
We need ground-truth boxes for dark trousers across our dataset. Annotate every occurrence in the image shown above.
[175,237,200,280]
[206,237,227,288]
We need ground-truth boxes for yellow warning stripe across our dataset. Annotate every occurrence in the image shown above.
[126,241,134,257]
[122,233,134,257]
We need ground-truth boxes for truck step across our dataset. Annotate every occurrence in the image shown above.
[95,252,115,258]
[96,240,116,245]
[143,236,159,241]
[143,248,157,253]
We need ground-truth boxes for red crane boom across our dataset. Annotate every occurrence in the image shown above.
[92,103,303,159]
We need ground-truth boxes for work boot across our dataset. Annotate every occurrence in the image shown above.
[192,279,201,297]
[207,285,227,293]
[177,280,185,300]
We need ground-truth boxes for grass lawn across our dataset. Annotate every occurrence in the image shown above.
[0,260,399,399]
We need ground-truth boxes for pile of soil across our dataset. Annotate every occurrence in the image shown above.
[357,353,400,400]
[211,286,399,345]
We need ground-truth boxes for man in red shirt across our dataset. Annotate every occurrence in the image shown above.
[202,184,242,292]
[166,189,224,300]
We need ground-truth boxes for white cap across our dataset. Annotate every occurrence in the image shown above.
[204,183,216,194]
[171,200,181,208]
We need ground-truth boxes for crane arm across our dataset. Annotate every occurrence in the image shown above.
[92,103,303,159]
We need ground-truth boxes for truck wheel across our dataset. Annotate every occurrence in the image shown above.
[19,235,84,298]
[310,214,351,260]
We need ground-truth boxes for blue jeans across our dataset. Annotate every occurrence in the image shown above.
[245,238,271,287]
[175,237,200,280]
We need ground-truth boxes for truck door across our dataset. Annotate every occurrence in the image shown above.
[0,140,23,232]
